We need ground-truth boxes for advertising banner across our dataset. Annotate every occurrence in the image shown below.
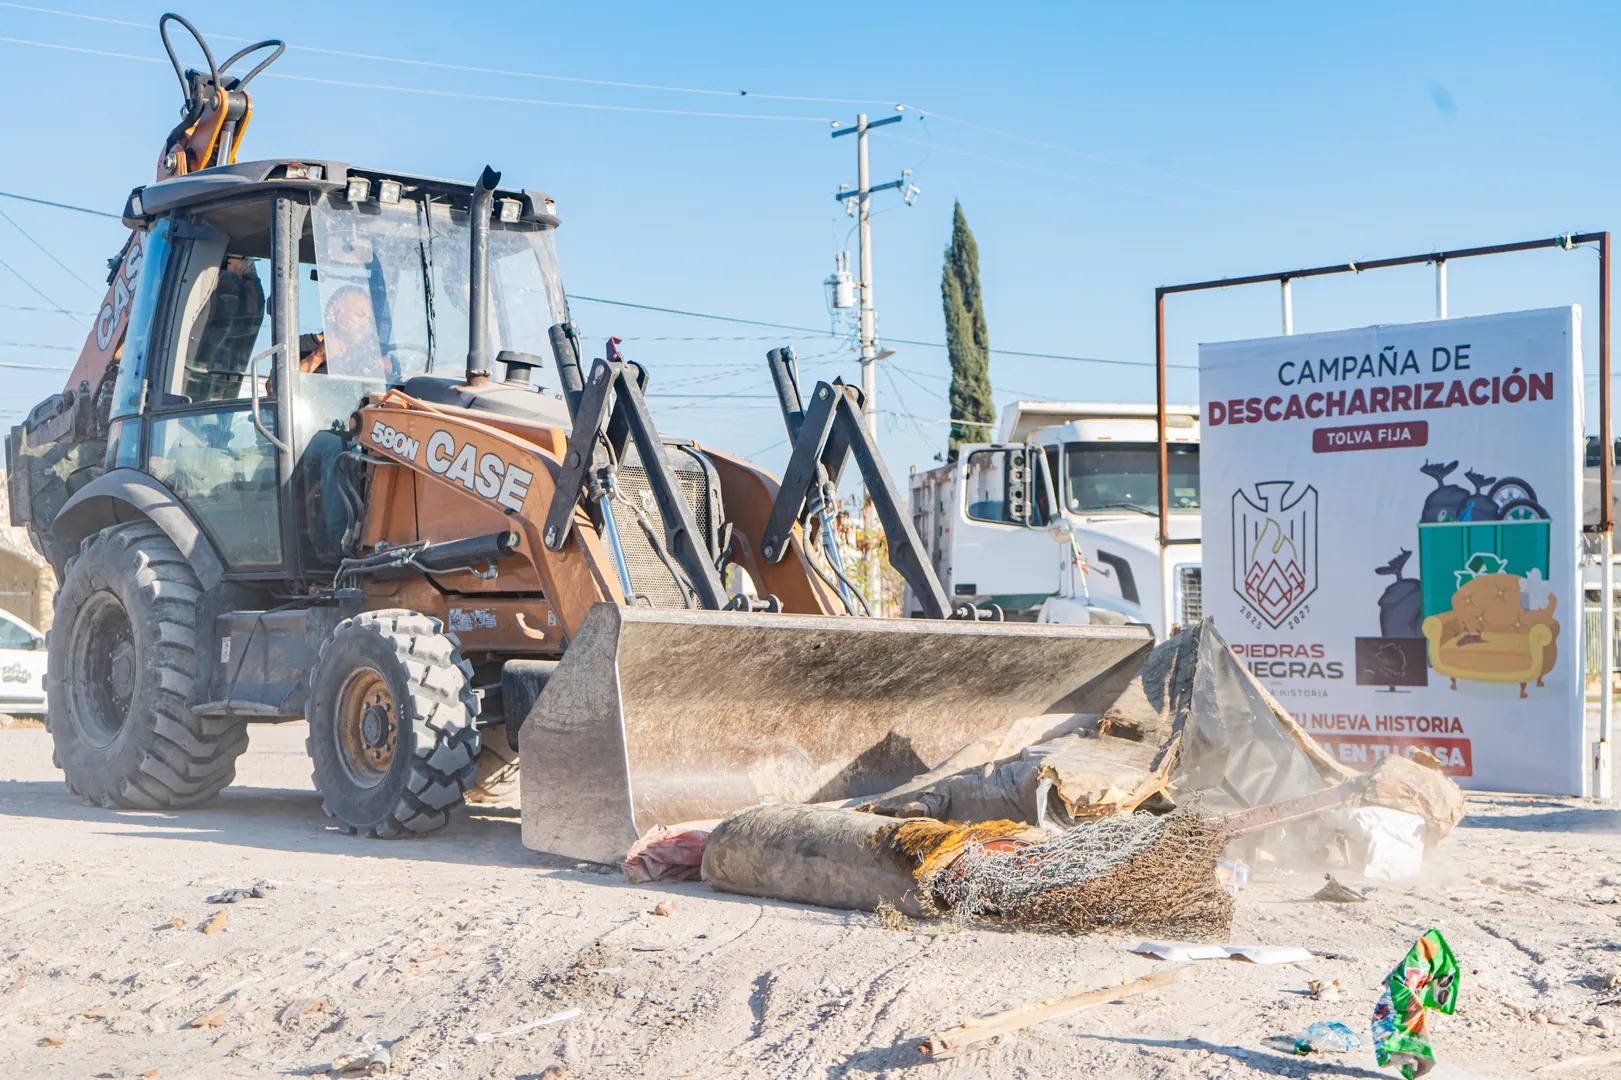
[1200,307,1585,795]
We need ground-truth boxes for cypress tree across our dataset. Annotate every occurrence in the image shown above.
[942,201,993,459]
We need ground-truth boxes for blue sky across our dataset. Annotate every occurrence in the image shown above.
[0,1,1615,478]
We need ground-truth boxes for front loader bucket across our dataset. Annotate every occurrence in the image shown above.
[518,604,1152,863]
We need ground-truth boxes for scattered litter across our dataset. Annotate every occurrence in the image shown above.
[206,887,268,904]
[199,911,228,936]
[919,965,1197,1059]
[1603,970,1621,991]
[1372,929,1459,1080]
[1322,807,1427,883]
[156,918,185,931]
[652,900,675,917]
[1216,860,1249,897]
[1291,1020,1361,1054]
[80,1007,106,1020]
[37,1036,64,1047]
[1132,941,1314,965]
[3,974,23,993]
[277,998,330,1025]
[187,1001,234,1029]
[161,960,186,969]
[329,1043,391,1076]
[630,946,665,953]
[142,1071,159,1078]
[624,824,712,884]
[535,1067,568,1080]
[1587,1015,1613,1031]
[1314,874,1369,903]
[466,1006,582,1044]
[1307,979,1344,1002]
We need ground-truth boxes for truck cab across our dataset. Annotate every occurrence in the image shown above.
[906,402,1203,638]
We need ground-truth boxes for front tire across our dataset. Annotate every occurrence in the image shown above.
[46,521,247,808]
[305,610,479,837]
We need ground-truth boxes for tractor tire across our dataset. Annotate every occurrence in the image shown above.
[46,521,246,808]
[305,610,480,838]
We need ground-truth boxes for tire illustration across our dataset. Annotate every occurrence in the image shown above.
[46,521,247,808]
[305,610,480,837]
[1488,477,1538,510]
[1497,497,1549,522]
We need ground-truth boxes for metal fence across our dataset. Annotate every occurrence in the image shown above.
[1586,605,1621,682]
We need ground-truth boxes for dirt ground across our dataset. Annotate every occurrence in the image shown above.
[2,724,1620,1080]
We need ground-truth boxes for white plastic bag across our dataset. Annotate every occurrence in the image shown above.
[1320,806,1426,882]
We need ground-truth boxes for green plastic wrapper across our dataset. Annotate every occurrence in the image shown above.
[1371,928,1459,1078]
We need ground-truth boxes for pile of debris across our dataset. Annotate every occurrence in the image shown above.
[626,619,1465,939]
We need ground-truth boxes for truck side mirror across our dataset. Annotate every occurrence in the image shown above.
[1004,447,1032,524]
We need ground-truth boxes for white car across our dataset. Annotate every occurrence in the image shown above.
[0,608,47,715]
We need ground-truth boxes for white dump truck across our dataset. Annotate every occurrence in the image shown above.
[906,402,1203,638]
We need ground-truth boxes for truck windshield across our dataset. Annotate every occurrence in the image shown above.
[308,193,566,385]
[1063,441,1199,513]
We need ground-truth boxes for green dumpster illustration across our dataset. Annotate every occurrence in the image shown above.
[1417,520,1551,618]
[1417,519,1559,699]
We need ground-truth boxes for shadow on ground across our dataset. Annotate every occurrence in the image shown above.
[1459,807,1621,833]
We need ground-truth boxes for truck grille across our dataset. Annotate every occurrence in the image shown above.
[1178,565,1202,624]
[608,447,715,609]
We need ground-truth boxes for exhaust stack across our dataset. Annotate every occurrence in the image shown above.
[466,164,501,387]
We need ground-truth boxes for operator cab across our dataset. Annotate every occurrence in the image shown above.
[107,158,572,580]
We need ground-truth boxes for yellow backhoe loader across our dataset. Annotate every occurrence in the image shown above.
[7,14,1150,863]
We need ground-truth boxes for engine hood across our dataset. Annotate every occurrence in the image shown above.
[1066,511,1202,562]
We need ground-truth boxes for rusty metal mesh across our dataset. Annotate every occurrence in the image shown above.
[926,808,1233,938]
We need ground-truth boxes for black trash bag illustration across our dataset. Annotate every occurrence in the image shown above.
[1375,549,1422,638]
[1420,460,1469,523]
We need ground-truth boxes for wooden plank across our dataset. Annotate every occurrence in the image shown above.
[919,965,1198,1059]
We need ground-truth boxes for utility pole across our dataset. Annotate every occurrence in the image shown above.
[832,110,913,608]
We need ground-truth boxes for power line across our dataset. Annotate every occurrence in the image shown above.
[0,254,87,326]
[569,294,1193,370]
[0,2,1235,191]
[0,1,893,105]
[0,303,97,315]
[0,341,74,350]
[0,189,122,220]
[0,36,836,123]
[0,360,72,371]
[0,206,100,293]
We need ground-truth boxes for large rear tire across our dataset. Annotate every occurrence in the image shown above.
[304,610,480,837]
[46,521,247,808]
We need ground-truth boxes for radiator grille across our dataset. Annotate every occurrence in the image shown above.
[609,448,714,609]
[1178,565,1203,624]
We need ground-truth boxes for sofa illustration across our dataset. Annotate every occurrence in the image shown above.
[1420,573,1559,698]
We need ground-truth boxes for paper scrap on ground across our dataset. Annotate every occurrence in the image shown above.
[1132,941,1314,965]
[467,1007,582,1044]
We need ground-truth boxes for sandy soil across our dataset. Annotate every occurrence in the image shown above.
[2,723,1620,1080]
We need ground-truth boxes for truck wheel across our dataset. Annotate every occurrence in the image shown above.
[46,521,246,808]
[305,610,480,837]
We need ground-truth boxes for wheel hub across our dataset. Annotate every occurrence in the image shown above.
[70,592,136,748]
[360,704,390,748]
[336,669,397,785]
[108,641,135,700]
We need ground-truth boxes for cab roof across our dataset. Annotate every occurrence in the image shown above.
[125,158,557,228]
